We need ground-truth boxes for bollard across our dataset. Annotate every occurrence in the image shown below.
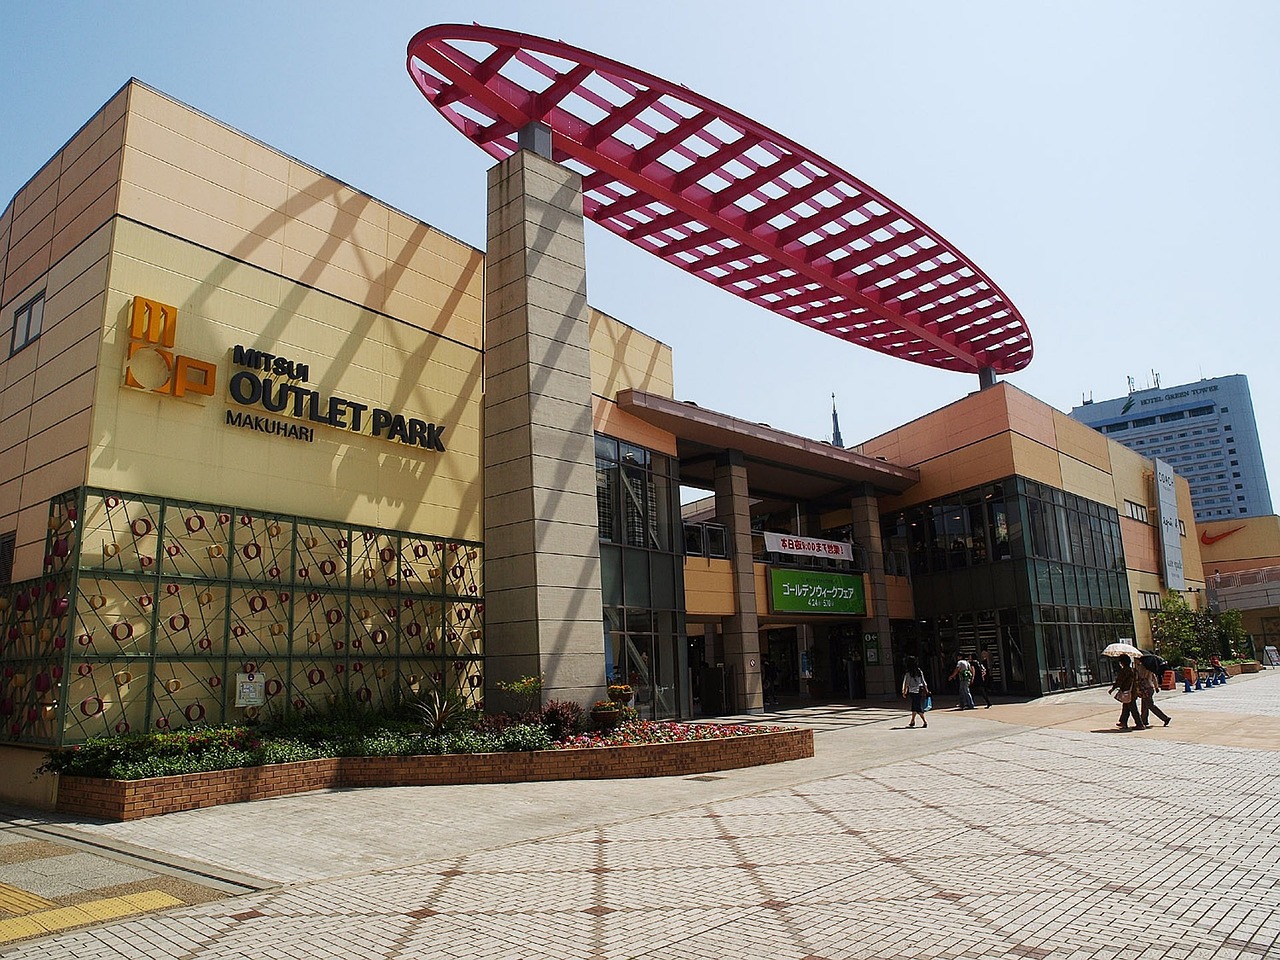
[1161,670,1176,691]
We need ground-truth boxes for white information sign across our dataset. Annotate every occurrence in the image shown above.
[762,532,852,561]
[1154,458,1185,591]
[235,672,266,708]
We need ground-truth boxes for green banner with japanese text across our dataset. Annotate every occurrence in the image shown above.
[768,568,866,615]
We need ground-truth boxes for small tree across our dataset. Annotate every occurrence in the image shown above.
[1217,608,1252,660]
[1150,591,1200,665]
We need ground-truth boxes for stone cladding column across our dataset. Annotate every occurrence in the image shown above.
[483,150,604,711]
[714,451,763,713]
[850,483,894,698]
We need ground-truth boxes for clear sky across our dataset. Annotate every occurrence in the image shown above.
[4,1,1278,488]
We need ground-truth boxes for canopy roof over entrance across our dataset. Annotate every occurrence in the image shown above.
[408,23,1034,374]
[617,389,918,507]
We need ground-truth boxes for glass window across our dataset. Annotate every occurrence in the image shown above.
[704,524,727,558]
[10,292,44,355]
[597,460,619,541]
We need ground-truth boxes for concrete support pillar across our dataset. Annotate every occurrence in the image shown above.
[483,150,604,711]
[713,451,762,713]
[850,483,895,698]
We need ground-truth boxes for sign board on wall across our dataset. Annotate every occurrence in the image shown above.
[769,569,866,615]
[762,532,853,562]
[1154,458,1185,591]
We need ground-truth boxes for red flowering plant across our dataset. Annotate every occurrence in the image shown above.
[554,720,788,749]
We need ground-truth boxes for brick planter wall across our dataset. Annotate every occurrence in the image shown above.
[55,728,814,821]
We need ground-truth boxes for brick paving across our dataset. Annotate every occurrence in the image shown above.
[2,673,1278,958]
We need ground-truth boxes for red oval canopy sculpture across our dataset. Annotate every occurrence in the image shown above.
[408,24,1032,374]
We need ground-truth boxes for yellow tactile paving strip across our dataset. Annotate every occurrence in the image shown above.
[0,882,56,914]
[0,835,230,945]
[0,891,184,942]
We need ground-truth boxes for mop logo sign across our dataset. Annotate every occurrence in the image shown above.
[122,297,217,399]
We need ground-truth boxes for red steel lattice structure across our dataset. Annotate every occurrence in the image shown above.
[407,25,1032,374]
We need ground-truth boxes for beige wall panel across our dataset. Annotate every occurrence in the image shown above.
[18,450,88,507]
[1051,410,1112,472]
[23,409,92,472]
[278,247,383,311]
[1109,442,1153,511]
[588,308,675,400]
[58,116,125,201]
[116,180,286,278]
[47,221,111,298]
[1008,433,1065,489]
[43,280,108,360]
[96,228,483,541]
[128,85,290,183]
[683,559,737,617]
[50,185,119,267]
[382,276,484,348]
[1120,517,1160,575]
[1,391,34,446]
[388,215,485,270]
[282,187,390,255]
[13,160,60,224]
[0,447,23,490]
[876,434,1016,512]
[1003,386,1058,448]
[12,503,57,583]
[1057,455,1115,505]
[118,152,292,274]
[2,335,40,389]
[3,259,50,314]
[5,210,55,291]
[31,355,96,433]
[860,385,1013,465]
[280,213,388,280]
[125,112,290,214]
[52,158,119,236]
[0,399,33,458]
[11,183,58,250]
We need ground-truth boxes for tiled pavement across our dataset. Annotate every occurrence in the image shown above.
[1,673,1278,958]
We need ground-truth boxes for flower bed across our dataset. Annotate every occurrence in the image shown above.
[53,722,814,821]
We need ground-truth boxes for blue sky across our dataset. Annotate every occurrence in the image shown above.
[4,1,1278,489]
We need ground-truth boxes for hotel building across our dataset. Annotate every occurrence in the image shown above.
[1070,375,1273,523]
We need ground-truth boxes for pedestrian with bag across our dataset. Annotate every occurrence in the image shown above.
[948,655,977,710]
[1108,654,1145,730]
[1136,657,1171,727]
[971,649,993,708]
[901,656,930,729]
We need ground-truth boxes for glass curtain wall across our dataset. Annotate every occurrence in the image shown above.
[882,477,1135,696]
[595,436,686,718]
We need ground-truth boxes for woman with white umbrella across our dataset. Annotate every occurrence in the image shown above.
[1108,654,1145,730]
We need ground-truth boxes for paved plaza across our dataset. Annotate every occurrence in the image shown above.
[2,671,1279,959]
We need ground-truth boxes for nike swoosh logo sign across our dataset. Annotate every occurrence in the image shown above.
[1201,525,1246,546]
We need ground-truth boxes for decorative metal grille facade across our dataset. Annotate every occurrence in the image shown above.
[0,488,483,745]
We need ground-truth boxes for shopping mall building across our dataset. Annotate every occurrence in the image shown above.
[0,75,1208,803]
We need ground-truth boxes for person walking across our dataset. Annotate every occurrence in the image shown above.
[1109,654,1145,730]
[971,649,993,708]
[1136,658,1171,727]
[901,656,930,728]
[948,655,977,710]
